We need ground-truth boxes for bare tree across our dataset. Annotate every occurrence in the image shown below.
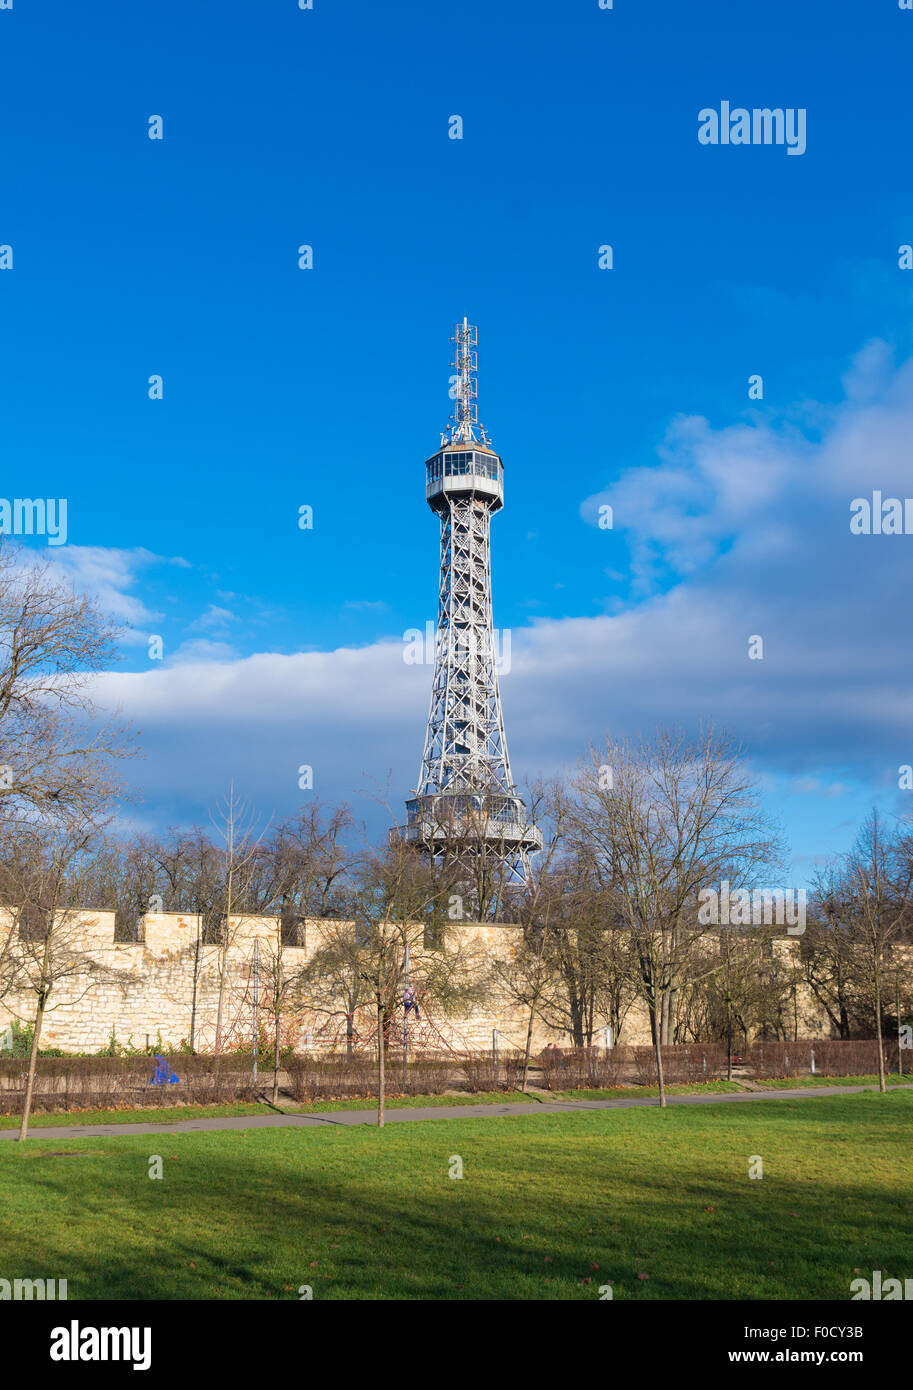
[250,803,357,1086]
[529,849,636,1049]
[303,840,488,1125]
[68,832,160,940]
[208,787,270,1058]
[298,916,376,1055]
[244,933,310,1103]
[155,827,223,1052]
[0,541,132,822]
[0,541,134,1124]
[801,867,867,1040]
[568,726,782,1107]
[840,812,913,1092]
[3,816,117,1139]
[486,782,573,1089]
[270,802,355,921]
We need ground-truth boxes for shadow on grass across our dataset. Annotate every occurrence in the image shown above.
[1,1094,910,1301]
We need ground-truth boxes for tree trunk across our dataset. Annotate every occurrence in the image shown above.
[521,1004,536,1093]
[189,925,201,1054]
[874,961,886,1094]
[664,982,677,1048]
[215,822,235,1058]
[271,939,283,1103]
[726,996,733,1081]
[653,997,666,1109]
[376,997,385,1127]
[213,942,228,1060]
[272,1009,281,1104]
[18,993,47,1142]
[568,985,585,1047]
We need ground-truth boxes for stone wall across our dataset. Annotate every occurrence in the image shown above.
[0,911,545,1054]
[0,910,827,1054]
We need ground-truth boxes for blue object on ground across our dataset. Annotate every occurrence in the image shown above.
[151,1055,180,1085]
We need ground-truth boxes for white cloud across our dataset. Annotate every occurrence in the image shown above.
[36,545,192,643]
[169,639,240,664]
[186,604,239,633]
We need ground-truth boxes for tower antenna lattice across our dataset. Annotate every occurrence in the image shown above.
[445,316,490,447]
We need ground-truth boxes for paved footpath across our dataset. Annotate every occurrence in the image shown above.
[2,1081,910,1141]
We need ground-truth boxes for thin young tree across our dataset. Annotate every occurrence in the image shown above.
[305,841,488,1125]
[244,930,311,1103]
[4,816,117,1140]
[842,812,913,1092]
[487,782,571,1090]
[208,787,270,1058]
[569,726,782,1107]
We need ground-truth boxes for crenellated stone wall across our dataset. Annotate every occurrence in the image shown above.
[0,911,548,1054]
[0,910,828,1055]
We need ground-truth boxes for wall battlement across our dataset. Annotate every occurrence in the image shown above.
[0,909,826,1056]
[0,909,535,1054]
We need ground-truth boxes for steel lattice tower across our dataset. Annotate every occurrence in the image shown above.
[399,319,541,898]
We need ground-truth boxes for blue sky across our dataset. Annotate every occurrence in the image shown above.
[2,0,913,879]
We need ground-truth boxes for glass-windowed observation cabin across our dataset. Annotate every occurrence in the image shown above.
[424,442,504,515]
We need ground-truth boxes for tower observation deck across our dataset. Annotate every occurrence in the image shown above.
[398,319,542,900]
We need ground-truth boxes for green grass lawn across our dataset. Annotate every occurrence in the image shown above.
[552,1079,744,1100]
[0,1102,267,1129]
[0,1090,909,1300]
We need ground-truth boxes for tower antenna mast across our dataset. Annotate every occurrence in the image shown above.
[446,316,489,446]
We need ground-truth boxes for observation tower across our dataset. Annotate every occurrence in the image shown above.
[398,320,542,898]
